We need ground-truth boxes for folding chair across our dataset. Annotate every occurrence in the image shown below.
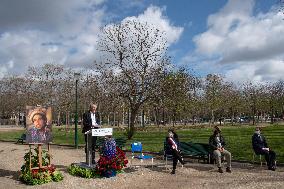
[252,152,266,166]
[164,141,173,170]
[131,142,154,168]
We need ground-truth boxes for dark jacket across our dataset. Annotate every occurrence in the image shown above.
[209,134,226,152]
[82,111,100,133]
[252,133,268,154]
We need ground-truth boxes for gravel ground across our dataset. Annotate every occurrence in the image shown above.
[0,142,284,189]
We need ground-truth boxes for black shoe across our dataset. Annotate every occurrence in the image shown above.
[268,167,276,171]
[218,167,223,173]
[226,167,232,173]
[171,169,176,174]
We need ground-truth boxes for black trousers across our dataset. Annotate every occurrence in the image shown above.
[258,150,276,168]
[84,134,97,162]
[172,149,184,170]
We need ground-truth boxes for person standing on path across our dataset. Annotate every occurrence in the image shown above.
[82,103,101,164]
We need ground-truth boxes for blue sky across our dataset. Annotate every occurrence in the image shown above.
[0,0,283,84]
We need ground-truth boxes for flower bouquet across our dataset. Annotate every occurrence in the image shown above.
[96,138,128,178]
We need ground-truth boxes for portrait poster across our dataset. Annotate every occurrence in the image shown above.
[26,106,52,144]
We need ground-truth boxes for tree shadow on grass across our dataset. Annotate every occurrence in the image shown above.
[0,168,20,181]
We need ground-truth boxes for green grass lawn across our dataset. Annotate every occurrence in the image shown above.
[1,125,283,163]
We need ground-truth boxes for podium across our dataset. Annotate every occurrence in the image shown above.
[73,128,113,169]
[85,129,93,166]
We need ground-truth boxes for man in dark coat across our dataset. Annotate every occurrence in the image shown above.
[252,127,276,171]
[82,103,100,164]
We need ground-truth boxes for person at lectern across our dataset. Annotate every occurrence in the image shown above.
[82,103,101,164]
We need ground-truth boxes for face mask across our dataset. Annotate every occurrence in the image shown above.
[255,130,260,135]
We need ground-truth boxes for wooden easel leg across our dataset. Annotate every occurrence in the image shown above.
[38,144,42,168]
[29,144,32,171]
[48,143,51,166]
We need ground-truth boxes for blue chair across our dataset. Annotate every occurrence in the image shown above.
[131,142,154,168]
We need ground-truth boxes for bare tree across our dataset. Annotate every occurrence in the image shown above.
[96,20,168,139]
[204,74,224,124]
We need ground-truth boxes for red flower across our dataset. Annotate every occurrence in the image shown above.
[96,146,128,175]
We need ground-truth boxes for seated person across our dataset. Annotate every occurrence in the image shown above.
[252,127,276,171]
[209,126,232,173]
[166,129,185,174]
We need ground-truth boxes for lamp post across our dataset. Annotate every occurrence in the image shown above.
[74,72,80,149]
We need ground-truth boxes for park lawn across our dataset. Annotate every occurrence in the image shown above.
[1,125,283,163]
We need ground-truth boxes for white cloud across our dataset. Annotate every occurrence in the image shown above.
[0,31,68,74]
[225,59,284,84]
[0,2,183,78]
[190,0,284,83]
[0,0,105,36]
[125,5,184,45]
[0,0,106,77]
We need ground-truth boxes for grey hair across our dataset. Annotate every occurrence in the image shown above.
[89,103,97,109]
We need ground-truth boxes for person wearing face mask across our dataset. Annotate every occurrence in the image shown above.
[166,129,185,174]
[209,126,232,173]
[252,127,276,171]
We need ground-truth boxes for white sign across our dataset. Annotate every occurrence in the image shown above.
[92,128,113,136]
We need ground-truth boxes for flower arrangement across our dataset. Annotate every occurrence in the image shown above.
[20,147,63,185]
[96,146,128,177]
[67,138,128,179]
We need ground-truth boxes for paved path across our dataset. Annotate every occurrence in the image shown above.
[0,142,283,189]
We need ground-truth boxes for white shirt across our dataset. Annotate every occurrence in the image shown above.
[216,136,222,148]
[90,112,97,126]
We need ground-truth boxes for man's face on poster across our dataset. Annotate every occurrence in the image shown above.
[32,114,46,129]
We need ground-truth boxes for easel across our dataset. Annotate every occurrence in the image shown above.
[28,143,51,171]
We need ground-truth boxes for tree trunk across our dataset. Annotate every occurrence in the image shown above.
[211,109,215,124]
[271,105,274,124]
[231,112,234,126]
[107,114,110,126]
[113,112,116,127]
[122,106,125,126]
[142,109,145,127]
[127,107,139,139]
[162,107,165,126]
[154,107,158,126]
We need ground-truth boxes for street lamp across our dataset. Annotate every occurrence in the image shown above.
[74,72,80,149]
